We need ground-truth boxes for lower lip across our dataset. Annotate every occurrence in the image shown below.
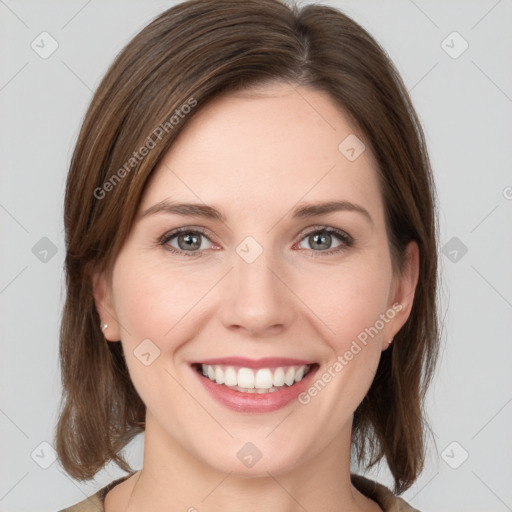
[193,365,319,413]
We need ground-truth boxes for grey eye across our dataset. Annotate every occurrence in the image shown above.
[298,230,343,251]
[167,231,211,251]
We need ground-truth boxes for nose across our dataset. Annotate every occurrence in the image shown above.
[217,247,298,337]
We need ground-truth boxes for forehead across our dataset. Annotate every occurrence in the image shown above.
[140,83,384,225]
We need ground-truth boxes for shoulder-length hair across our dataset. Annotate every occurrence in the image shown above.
[55,0,440,494]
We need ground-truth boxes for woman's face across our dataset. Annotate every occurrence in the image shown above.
[94,82,418,476]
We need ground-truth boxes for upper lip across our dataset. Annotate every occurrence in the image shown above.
[190,357,316,369]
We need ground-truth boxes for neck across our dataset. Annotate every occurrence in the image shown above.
[124,411,378,512]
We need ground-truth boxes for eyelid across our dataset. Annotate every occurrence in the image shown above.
[159,226,220,249]
[292,225,353,255]
[295,224,353,243]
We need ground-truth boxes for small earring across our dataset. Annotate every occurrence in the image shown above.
[102,324,108,331]
[388,337,394,344]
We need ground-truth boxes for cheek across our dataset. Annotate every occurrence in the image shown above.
[304,261,393,350]
[297,267,392,414]
[111,261,194,410]
[110,257,216,396]
[112,255,206,341]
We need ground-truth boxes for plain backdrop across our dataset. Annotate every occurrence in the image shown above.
[1,1,511,511]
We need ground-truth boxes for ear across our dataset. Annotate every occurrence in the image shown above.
[381,241,420,351]
[91,271,121,342]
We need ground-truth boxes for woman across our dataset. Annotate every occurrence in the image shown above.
[55,0,440,510]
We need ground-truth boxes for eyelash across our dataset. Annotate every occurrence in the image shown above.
[158,226,354,258]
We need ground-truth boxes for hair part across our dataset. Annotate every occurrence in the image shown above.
[55,0,440,494]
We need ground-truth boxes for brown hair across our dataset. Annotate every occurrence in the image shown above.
[55,0,440,494]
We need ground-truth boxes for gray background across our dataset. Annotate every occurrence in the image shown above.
[1,1,511,511]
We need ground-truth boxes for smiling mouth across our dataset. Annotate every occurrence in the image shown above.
[191,363,318,394]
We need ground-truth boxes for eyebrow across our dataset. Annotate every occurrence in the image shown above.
[140,199,373,225]
[292,200,373,225]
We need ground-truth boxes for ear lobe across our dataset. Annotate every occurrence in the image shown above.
[91,271,121,341]
[381,241,420,350]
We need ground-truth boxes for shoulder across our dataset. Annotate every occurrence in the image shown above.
[351,473,421,512]
[57,473,136,512]
[58,471,418,512]
[58,493,102,512]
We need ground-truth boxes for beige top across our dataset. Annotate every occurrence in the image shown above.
[58,472,420,512]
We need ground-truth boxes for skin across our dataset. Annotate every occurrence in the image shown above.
[93,82,419,512]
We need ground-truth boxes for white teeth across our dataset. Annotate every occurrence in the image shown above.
[224,367,237,386]
[237,368,255,389]
[284,367,295,386]
[273,367,285,387]
[199,363,311,393]
[254,368,273,389]
[215,366,224,385]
